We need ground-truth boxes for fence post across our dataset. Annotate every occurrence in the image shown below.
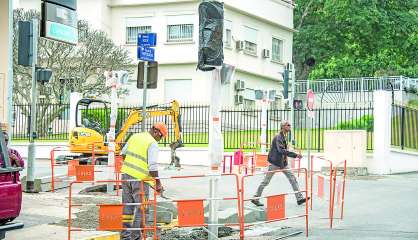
[400,107,405,150]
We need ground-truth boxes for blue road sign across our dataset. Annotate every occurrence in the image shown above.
[138,33,157,47]
[137,47,155,62]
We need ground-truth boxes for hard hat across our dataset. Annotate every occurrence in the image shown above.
[153,122,168,138]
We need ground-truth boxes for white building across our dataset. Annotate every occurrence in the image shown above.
[17,0,295,108]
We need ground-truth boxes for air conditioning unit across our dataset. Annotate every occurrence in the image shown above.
[234,79,245,91]
[234,94,244,105]
[262,49,270,58]
[236,40,244,51]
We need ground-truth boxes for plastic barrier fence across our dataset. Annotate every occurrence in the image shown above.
[330,160,347,228]
[67,179,158,240]
[240,168,309,239]
[50,145,123,193]
[67,173,241,240]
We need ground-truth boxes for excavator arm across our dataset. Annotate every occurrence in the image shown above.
[115,100,183,167]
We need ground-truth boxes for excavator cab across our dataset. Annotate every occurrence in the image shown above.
[69,99,110,158]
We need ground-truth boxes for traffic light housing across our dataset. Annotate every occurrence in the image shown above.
[282,67,289,100]
[137,61,158,89]
[36,68,52,83]
[197,1,224,71]
[18,21,33,67]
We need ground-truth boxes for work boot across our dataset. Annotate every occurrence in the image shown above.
[297,197,310,206]
[251,199,264,207]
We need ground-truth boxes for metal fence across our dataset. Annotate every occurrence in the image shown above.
[391,105,418,150]
[12,103,70,140]
[11,103,417,151]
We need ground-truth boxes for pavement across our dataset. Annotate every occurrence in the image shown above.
[4,159,418,240]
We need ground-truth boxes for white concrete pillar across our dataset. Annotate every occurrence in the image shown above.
[0,0,13,130]
[369,91,392,174]
[69,92,82,133]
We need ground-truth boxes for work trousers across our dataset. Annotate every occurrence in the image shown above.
[121,174,149,240]
[255,163,304,202]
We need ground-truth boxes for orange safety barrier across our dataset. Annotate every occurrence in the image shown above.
[330,160,347,228]
[240,168,309,239]
[309,156,342,229]
[67,173,241,240]
[68,179,158,240]
[156,173,241,236]
[50,144,123,193]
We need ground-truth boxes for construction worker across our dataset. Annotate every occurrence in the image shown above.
[120,122,168,240]
[251,121,308,207]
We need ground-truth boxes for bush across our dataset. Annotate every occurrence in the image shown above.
[336,115,374,132]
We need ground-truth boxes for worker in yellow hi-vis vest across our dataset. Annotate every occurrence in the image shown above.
[120,122,168,240]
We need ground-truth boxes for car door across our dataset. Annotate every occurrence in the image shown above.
[0,131,22,223]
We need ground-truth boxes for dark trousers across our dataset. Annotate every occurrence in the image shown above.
[121,174,149,240]
[255,164,304,202]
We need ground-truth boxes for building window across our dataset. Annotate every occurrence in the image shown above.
[272,37,283,62]
[126,26,152,44]
[167,24,194,42]
[224,20,232,48]
[243,26,258,55]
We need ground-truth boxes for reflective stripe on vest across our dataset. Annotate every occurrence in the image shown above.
[121,132,156,184]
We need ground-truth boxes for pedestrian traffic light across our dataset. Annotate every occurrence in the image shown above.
[197,1,224,71]
[18,21,33,67]
[137,61,158,89]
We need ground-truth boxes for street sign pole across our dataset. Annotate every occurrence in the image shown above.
[26,18,38,193]
[137,33,156,132]
[306,88,315,175]
[141,61,148,132]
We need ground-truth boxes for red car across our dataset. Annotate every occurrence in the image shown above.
[0,132,22,226]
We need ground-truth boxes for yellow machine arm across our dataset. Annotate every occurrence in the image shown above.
[115,100,182,147]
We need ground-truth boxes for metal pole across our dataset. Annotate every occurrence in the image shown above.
[107,73,117,193]
[208,68,222,240]
[260,99,268,153]
[306,81,311,176]
[290,63,296,145]
[141,61,148,132]
[26,18,38,193]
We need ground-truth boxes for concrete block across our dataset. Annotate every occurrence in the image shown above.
[21,175,70,192]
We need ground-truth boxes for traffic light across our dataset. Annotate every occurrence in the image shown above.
[36,68,52,83]
[197,1,224,71]
[18,21,33,67]
[282,67,289,100]
[137,61,158,89]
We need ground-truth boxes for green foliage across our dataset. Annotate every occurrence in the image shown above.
[294,0,418,79]
[81,108,132,134]
[336,115,374,132]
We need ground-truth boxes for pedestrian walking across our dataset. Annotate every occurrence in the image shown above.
[120,122,168,240]
[251,121,308,207]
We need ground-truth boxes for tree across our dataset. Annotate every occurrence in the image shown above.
[293,0,418,80]
[13,9,132,138]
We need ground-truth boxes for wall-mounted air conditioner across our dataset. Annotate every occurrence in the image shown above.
[236,40,244,51]
[234,94,244,105]
[234,79,245,91]
[262,49,270,58]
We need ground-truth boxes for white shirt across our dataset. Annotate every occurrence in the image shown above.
[121,142,159,171]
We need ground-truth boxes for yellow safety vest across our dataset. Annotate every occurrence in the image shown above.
[121,132,156,186]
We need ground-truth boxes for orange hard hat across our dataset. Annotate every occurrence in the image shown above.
[153,122,168,138]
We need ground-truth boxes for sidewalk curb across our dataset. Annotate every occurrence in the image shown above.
[82,233,119,240]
